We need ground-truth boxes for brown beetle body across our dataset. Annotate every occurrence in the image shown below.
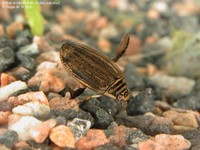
[60,34,130,102]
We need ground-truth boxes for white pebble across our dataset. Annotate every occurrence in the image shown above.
[0,81,27,101]
[12,101,50,117]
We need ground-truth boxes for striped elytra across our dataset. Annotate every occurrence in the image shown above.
[60,36,130,102]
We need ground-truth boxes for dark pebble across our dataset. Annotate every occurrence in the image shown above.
[124,63,145,90]
[115,111,154,128]
[173,96,200,111]
[11,88,30,97]
[0,47,15,72]
[0,37,17,50]
[142,124,172,136]
[55,116,67,125]
[17,43,40,57]
[123,145,137,150]
[182,129,200,150]
[80,99,114,129]
[126,129,148,145]
[27,140,51,150]
[15,37,30,47]
[49,109,94,126]
[97,96,121,117]
[94,143,120,150]
[0,130,18,149]
[16,30,33,42]
[0,101,14,111]
[16,54,36,70]
[9,66,32,81]
[104,122,118,137]
[126,88,155,116]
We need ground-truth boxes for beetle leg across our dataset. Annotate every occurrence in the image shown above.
[77,95,102,104]
[70,87,86,99]
[112,33,130,62]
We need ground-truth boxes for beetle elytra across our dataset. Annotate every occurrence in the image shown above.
[60,33,130,103]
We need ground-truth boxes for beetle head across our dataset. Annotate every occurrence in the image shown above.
[117,88,130,102]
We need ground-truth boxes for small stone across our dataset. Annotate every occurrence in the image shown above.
[95,143,120,150]
[14,141,30,149]
[147,8,160,19]
[126,89,155,116]
[7,66,31,81]
[76,129,110,150]
[163,110,199,128]
[148,73,195,98]
[0,81,28,101]
[124,63,145,90]
[173,96,200,110]
[16,55,36,70]
[9,116,49,142]
[97,38,111,53]
[67,118,91,141]
[15,36,30,47]
[50,125,75,148]
[109,125,133,147]
[28,67,68,93]
[0,47,15,72]
[152,117,173,126]
[126,129,148,146]
[154,134,191,150]
[0,101,14,111]
[142,124,172,136]
[0,73,15,87]
[0,111,11,125]
[6,21,23,38]
[0,25,5,36]
[36,61,58,71]
[29,122,52,143]
[138,139,162,150]
[17,91,49,106]
[49,97,79,111]
[17,43,39,57]
[126,35,141,55]
[12,101,50,118]
[36,51,59,64]
[0,130,18,149]
[182,129,200,149]
[115,111,155,128]
[81,100,114,128]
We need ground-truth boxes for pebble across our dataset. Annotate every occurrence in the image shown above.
[76,129,110,150]
[16,55,36,70]
[138,134,191,150]
[50,109,94,125]
[0,47,15,72]
[50,125,75,148]
[152,116,173,126]
[163,110,199,128]
[36,61,58,71]
[9,116,51,142]
[0,101,14,111]
[0,111,11,125]
[126,89,155,116]
[115,111,155,128]
[0,130,18,149]
[28,67,68,93]
[154,134,191,150]
[14,141,30,149]
[124,63,145,90]
[67,118,91,141]
[94,143,120,150]
[6,21,23,38]
[81,100,114,128]
[0,24,5,36]
[97,38,111,53]
[148,73,195,97]
[12,101,50,118]
[0,81,28,102]
[36,51,60,64]
[173,95,200,111]
[109,125,133,147]
[7,66,31,81]
[127,129,148,149]
[49,97,79,111]
[17,43,40,57]
[0,73,15,87]
[17,91,49,106]
[142,124,172,136]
